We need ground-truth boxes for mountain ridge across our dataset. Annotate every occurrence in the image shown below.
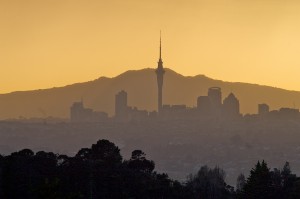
[0,68,299,119]
[2,68,295,95]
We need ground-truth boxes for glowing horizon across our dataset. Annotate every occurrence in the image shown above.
[1,0,300,93]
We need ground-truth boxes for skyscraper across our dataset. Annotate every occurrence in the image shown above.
[223,93,240,117]
[115,90,128,120]
[208,87,222,115]
[156,33,165,113]
[208,87,222,107]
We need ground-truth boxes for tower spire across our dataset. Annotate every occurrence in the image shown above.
[159,31,162,60]
[156,31,165,114]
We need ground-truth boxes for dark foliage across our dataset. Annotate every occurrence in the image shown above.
[0,140,186,199]
[186,165,235,199]
[238,161,300,199]
[236,173,245,194]
[1,140,299,199]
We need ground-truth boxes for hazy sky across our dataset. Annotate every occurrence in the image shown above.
[1,0,300,93]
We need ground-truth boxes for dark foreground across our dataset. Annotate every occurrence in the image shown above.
[1,118,300,186]
[0,139,300,199]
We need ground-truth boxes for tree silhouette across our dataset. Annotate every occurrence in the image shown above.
[128,150,155,173]
[236,173,245,194]
[186,165,234,199]
[238,160,300,199]
[241,160,272,199]
[90,139,122,166]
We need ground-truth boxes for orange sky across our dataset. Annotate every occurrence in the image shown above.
[1,0,300,93]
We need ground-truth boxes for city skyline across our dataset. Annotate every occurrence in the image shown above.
[1,0,300,93]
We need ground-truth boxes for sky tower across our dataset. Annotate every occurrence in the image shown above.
[155,32,165,114]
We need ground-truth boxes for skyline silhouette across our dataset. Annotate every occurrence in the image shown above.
[1,33,300,118]
[1,33,300,122]
[1,67,300,120]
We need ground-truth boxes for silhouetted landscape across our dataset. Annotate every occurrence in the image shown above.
[3,0,300,198]
[2,40,300,199]
[1,68,300,119]
[2,66,300,198]
[1,66,300,189]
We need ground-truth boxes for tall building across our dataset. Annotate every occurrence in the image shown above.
[155,33,165,114]
[70,101,85,122]
[223,93,240,117]
[208,87,222,106]
[208,87,222,115]
[197,96,211,114]
[115,90,128,120]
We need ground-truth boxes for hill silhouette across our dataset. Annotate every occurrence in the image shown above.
[0,68,299,119]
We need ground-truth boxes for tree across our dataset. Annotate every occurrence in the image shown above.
[240,160,273,199]
[2,149,36,198]
[267,161,298,199]
[279,162,299,198]
[127,150,155,173]
[75,140,123,198]
[236,173,245,193]
[240,161,300,199]
[75,148,91,161]
[12,149,34,157]
[90,139,122,166]
[186,165,234,199]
